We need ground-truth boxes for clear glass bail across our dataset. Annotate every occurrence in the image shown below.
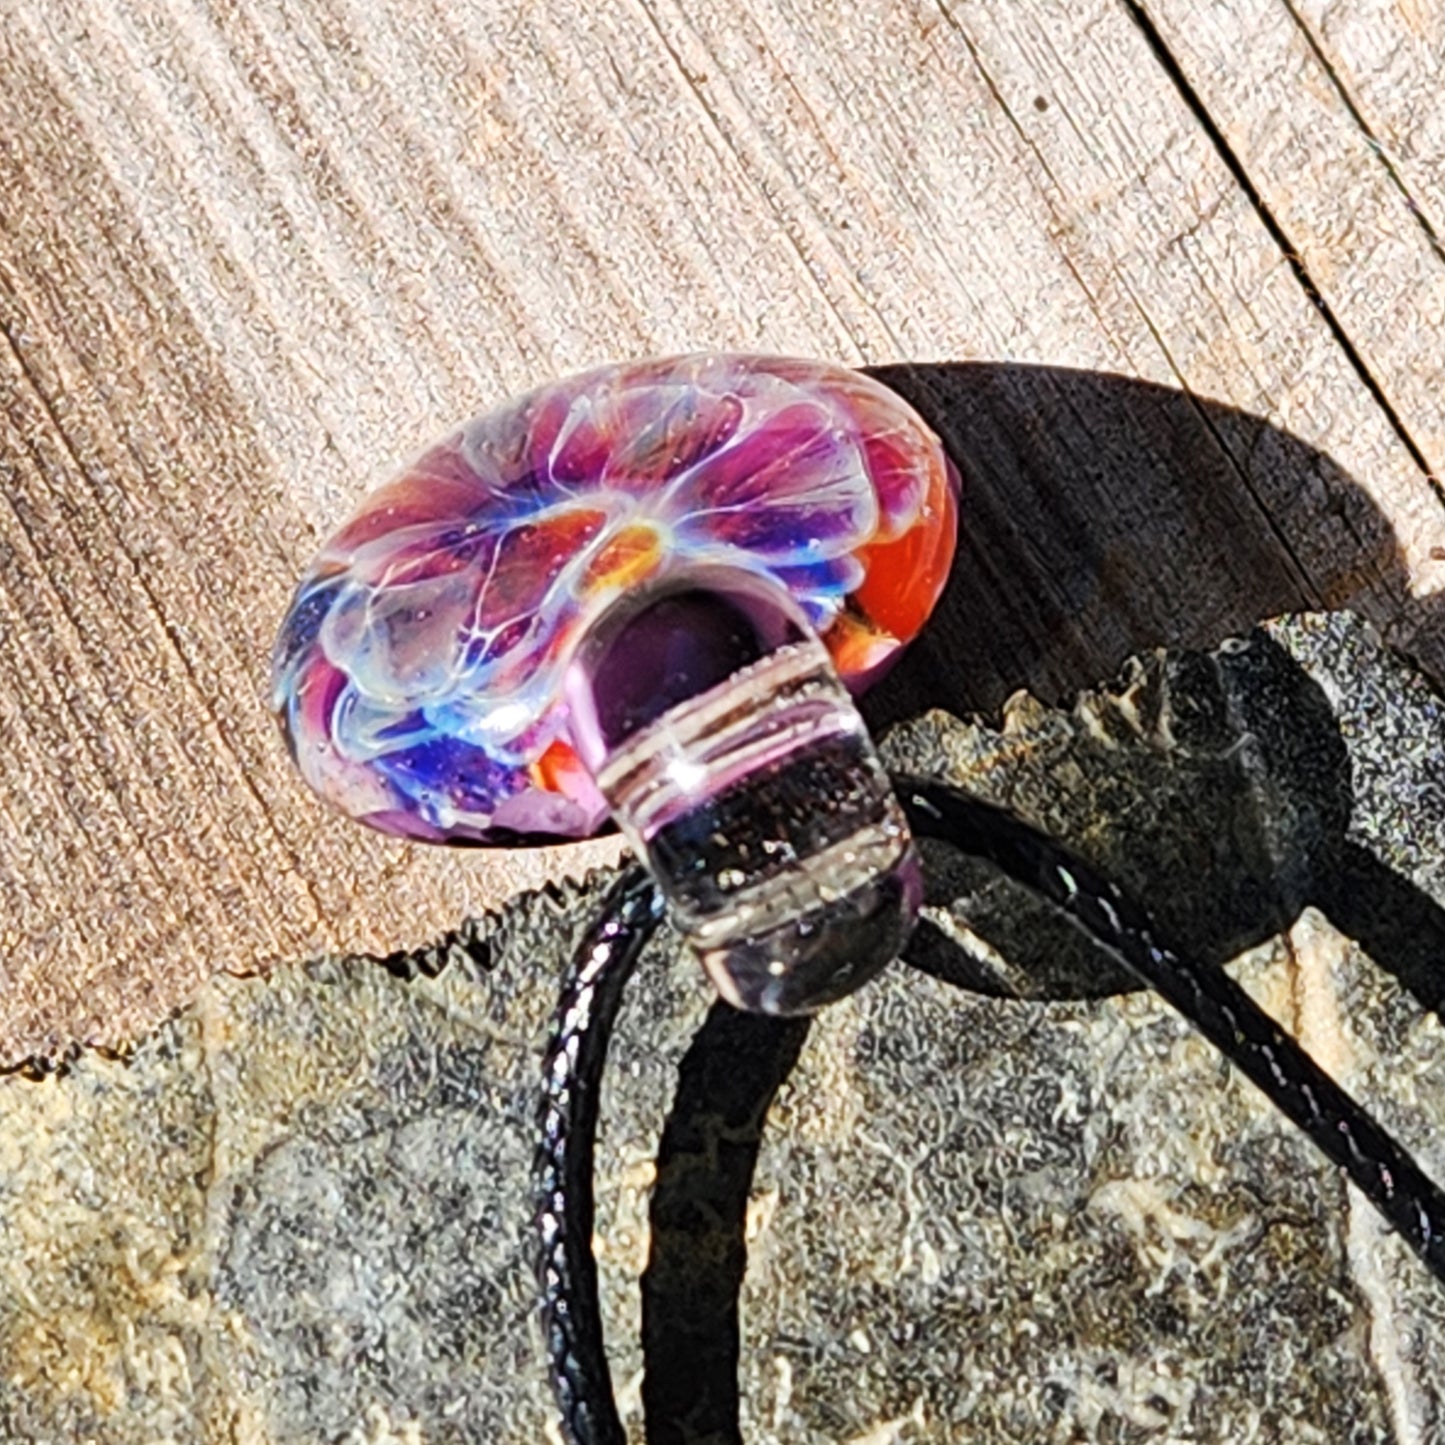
[565,567,921,1015]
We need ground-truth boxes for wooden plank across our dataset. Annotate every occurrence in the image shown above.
[1135,0,1445,475]
[1294,0,1445,242]
[1,0,1442,1063]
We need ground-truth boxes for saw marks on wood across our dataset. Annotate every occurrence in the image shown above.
[1139,0,1444,479]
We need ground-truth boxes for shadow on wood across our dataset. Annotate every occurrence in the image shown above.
[865,362,1442,728]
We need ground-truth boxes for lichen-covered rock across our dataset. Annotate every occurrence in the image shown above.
[3,611,1443,1443]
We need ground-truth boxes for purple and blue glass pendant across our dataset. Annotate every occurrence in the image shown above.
[273,354,1445,1445]
[272,354,957,846]
[273,353,958,1012]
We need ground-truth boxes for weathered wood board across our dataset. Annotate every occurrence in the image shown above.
[1296,0,1445,238]
[0,0,1441,1082]
[1143,0,1445,469]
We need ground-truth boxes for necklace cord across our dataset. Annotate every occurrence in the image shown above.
[535,864,664,1445]
[535,778,1445,1444]
[897,775,1445,1282]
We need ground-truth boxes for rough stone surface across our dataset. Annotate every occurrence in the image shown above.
[2,610,1443,1443]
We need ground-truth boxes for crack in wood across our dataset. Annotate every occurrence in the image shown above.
[1120,0,1445,503]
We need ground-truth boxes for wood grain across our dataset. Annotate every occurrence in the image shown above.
[1296,0,1445,241]
[1140,0,1445,471]
[1,0,1442,1065]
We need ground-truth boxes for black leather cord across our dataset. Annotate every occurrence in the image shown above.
[534,863,664,1445]
[534,778,1445,1443]
[897,775,1445,1283]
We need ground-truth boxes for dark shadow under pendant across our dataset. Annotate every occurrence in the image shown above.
[533,612,1445,1444]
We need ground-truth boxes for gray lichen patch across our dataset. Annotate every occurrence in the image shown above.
[2,611,1443,1443]
[0,900,587,1444]
[0,1026,225,1440]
